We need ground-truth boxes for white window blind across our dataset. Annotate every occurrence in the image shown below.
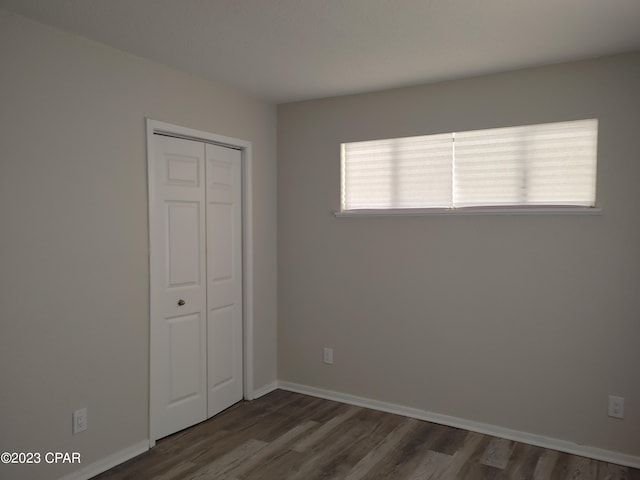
[341,133,453,209]
[341,119,598,211]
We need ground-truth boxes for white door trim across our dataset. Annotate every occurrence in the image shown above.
[146,118,254,446]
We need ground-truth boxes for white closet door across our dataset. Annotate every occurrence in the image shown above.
[206,143,243,417]
[150,135,207,440]
[149,134,244,442]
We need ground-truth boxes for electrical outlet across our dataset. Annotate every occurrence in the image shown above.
[323,347,333,365]
[73,408,87,434]
[608,396,624,419]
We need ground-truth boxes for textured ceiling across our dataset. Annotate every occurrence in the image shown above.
[1,0,640,103]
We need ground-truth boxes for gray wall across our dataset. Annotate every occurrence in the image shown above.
[0,10,277,480]
[278,53,640,456]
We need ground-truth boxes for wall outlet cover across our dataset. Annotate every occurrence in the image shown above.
[323,347,333,365]
[608,395,624,419]
[73,408,88,434]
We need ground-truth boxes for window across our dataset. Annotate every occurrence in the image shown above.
[340,119,598,213]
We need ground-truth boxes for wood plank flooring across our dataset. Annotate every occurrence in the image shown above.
[93,390,639,480]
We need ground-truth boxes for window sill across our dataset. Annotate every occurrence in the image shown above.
[334,207,602,217]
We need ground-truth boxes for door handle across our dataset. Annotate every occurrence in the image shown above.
[177,299,186,306]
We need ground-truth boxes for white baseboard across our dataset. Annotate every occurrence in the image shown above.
[58,440,148,480]
[278,381,640,469]
[251,381,279,400]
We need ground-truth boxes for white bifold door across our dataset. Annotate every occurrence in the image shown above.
[149,134,243,441]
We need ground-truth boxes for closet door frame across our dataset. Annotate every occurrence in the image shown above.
[146,118,254,446]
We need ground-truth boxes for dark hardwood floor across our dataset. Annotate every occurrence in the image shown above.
[93,390,639,480]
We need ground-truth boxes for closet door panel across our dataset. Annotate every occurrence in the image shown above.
[206,143,243,417]
[150,135,207,440]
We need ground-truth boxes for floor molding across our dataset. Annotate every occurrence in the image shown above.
[251,381,279,400]
[58,440,148,480]
[278,381,640,469]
